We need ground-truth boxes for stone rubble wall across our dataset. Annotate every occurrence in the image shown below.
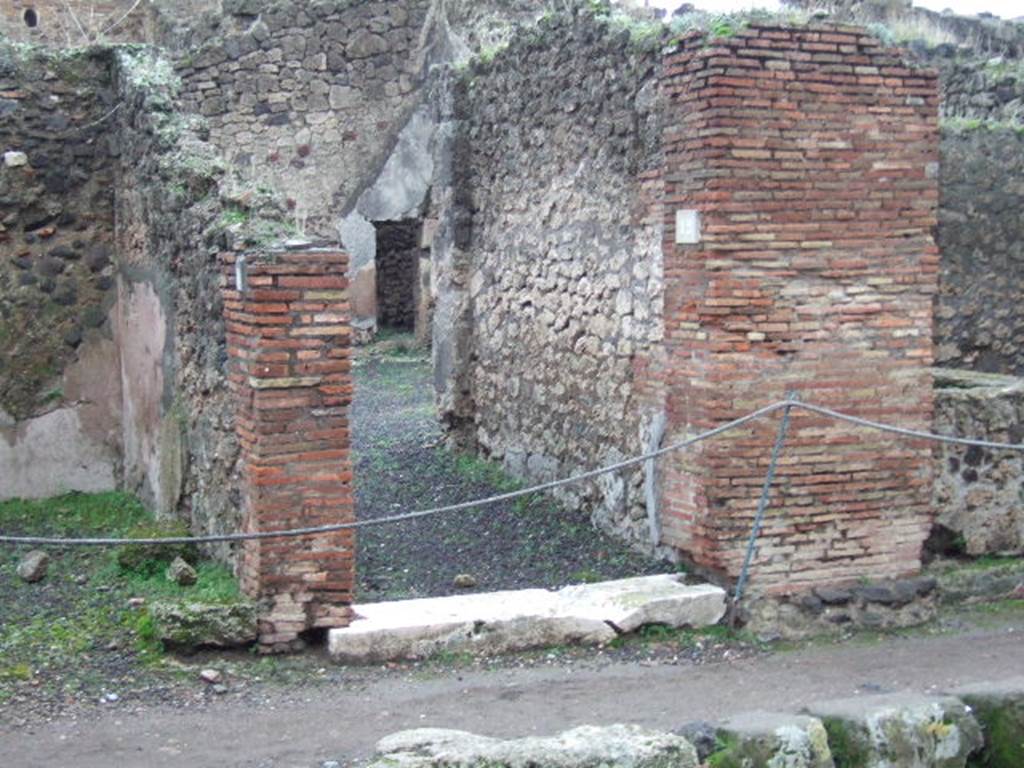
[933,368,1024,556]
[936,128,1024,377]
[0,45,122,499]
[441,10,667,548]
[113,47,291,557]
[0,0,153,46]
[171,0,435,237]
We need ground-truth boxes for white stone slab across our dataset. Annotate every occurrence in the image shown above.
[328,575,727,663]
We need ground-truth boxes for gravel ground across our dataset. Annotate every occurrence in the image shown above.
[352,341,670,602]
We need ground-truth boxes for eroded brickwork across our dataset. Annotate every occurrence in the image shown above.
[657,24,940,594]
[223,249,355,650]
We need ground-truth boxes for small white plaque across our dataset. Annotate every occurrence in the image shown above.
[675,209,702,245]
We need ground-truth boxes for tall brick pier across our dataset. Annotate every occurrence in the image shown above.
[223,248,355,651]
[657,25,940,594]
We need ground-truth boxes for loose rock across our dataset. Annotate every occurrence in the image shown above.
[148,601,258,651]
[166,556,198,587]
[17,550,50,583]
[453,574,477,589]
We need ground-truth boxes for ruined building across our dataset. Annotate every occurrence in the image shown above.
[0,0,1021,646]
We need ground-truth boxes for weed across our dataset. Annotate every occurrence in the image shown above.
[218,207,249,228]
[941,117,1024,135]
[0,492,248,705]
[966,696,1024,768]
[823,717,871,768]
[453,453,521,492]
[568,567,604,584]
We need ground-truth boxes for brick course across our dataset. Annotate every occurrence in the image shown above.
[222,248,355,651]
[656,25,940,595]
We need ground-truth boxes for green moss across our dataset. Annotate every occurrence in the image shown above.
[941,117,1024,135]
[706,732,743,768]
[823,717,871,768]
[967,699,1024,767]
[114,519,199,576]
[0,491,149,537]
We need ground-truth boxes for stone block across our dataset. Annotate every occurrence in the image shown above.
[370,725,699,768]
[804,693,983,768]
[328,575,726,663]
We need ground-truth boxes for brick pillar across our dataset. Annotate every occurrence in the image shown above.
[656,24,939,595]
[222,248,355,651]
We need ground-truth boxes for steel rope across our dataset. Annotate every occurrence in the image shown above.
[1,398,1021,548]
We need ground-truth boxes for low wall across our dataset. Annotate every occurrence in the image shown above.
[933,368,1024,556]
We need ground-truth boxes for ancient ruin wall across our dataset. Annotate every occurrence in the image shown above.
[443,12,667,546]
[936,127,1024,376]
[933,368,1024,556]
[0,0,152,45]
[658,25,939,593]
[172,0,434,236]
[0,45,122,499]
[112,48,292,551]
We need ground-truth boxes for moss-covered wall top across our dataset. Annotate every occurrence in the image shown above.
[0,44,118,420]
[114,45,292,553]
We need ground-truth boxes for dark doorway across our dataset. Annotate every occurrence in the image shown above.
[375,220,421,332]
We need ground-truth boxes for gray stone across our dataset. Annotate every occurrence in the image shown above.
[716,711,833,768]
[329,576,726,663]
[347,31,388,59]
[199,668,222,684]
[148,601,258,650]
[166,556,198,587]
[803,693,984,768]
[672,721,717,761]
[370,724,699,768]
[17,550,50,583]
[452,573,477,589]
[3,150,28,167]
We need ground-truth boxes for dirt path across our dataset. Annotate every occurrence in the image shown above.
[4,616,1021,768]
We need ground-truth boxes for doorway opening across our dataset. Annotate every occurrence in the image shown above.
[374,219,425,335]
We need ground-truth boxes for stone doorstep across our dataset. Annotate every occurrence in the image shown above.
[327,574,727,663]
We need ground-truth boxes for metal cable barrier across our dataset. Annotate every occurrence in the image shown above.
[1,399,1022,553]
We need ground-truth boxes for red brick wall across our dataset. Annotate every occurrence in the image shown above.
[657,24,939,595]
[222,249,355,651]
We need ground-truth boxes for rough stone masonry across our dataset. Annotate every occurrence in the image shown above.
[447,14,941,594]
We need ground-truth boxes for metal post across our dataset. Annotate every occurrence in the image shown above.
[731,391,798,623]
